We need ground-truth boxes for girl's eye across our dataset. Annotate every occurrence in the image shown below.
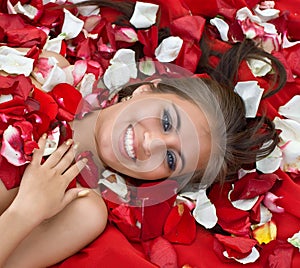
[162,109,172,132]
[166,150,176,171]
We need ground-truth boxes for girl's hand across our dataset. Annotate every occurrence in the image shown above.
[11,134,88,224]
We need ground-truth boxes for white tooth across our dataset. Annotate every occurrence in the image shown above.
[124,126,136,159]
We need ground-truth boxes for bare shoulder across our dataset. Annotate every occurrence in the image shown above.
[64,188,108,232]
[0,181,18,215]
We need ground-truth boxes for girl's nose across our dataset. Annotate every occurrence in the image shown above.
[142,131,165,158]
[142,131,177,157]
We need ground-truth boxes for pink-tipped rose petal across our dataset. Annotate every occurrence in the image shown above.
[263,192,284,213]
[0,125,28,166]
[72,60,88,86]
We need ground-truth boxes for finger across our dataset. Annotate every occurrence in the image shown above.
[54,143,78,174]
[63,158,88,185]
[31,133,47,165]
[61,188,90,208]
[43,139,73,168]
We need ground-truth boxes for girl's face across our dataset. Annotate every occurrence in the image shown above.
[94,85,211,181]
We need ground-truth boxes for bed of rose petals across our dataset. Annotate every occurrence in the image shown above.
[0,0,300,266]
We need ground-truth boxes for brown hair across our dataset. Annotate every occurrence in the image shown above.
[119,76,279,187]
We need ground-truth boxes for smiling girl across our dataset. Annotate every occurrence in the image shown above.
[0,0,291,267]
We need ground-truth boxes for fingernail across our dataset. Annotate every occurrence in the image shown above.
[65,139,73,146]
[81,158,88,164]
[42,133,47,139]
[73,142,79,150]
[78,189,90,197]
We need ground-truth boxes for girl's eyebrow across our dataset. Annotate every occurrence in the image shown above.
[171,103,185,173]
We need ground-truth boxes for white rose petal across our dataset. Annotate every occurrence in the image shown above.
[236,7,261,23]
[13,2,38,20]
[256,142,282,173]
[210,17,229,41]
[223,247,260,264]
[253,4,280,22]
[0,46,27,56]
[179,191,201,201]
[247,58,272,77]
[0,94,13,104]
[260,22,277,34]
[0,54,34,76]
[62,9,84,40]
[288,231,300,251]
[69,0,100,16]
[139,57,156,76]
[44,34,66,53]
[129,1,159,29]
[103,49,137,93]
[63,65,75,85]
[155,36,183,62]
[234,81,264,118]
[192,190,218,229]
[110,49,137,76]
[259,204,273,225]
[273,117,300,142]
[79,73,96,97]
[278,95,300,123]
[99,170,128,199]
[280,140,300,173]
[238,168,257,179]
[282,33,300,48]
[42,64,67,92]
[43,0,65,4]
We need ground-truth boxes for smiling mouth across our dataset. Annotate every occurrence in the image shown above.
[124,125,136,160]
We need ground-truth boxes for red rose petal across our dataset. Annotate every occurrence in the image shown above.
[32,87,58,121]
[163,203,196,244]
[137,26,158,57]
[230,172,278,201]
[0,155,26,189]
[108,204,142,242]
[0,75,32,100]
[143,236,178,268]
[215,234,257,259]
[49,83,82,121]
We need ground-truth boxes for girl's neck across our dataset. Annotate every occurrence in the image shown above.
[71,111,105,172]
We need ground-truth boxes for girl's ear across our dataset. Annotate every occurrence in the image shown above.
[132,79,161,97]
